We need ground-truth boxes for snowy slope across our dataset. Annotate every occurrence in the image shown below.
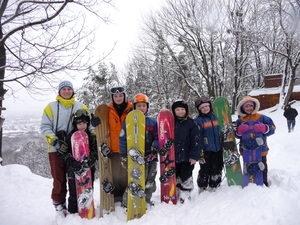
[1,102,300,225]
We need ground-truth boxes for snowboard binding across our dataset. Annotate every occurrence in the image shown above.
[78,176,91,187]
[224,151,240,167]
[220,124,236,140]
[130,168,143,180]
[128,148,145,165]
[102,179,115,194]
[159,138,174,156]
[245,161,265,175]
[100,143,113,158]
[159,167,176,183]
[78,187,93,209]
[128,182,146,198]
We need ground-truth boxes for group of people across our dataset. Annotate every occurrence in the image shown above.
[40,80,278,216]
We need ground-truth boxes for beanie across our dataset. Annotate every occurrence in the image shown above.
[58,80,74,93]
[242,100,255,110]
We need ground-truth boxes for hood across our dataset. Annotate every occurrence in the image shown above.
[237,96,260,117]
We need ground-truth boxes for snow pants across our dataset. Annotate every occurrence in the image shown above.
[48,152,67,205]
[176,162,195,191]
[111,153,128,202]
[197,150,223,188]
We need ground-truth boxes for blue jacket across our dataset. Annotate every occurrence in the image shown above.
[119,116,158,158]
[194,113,221,152]
[174,118,201,163]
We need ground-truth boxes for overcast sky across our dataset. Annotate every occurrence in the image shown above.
[4,0,162,117]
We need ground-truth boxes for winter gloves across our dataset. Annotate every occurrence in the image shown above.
[236,124,249,135]
[253,124,268,133]
[91,114,101,127]
[237,123,268,135]
[146,146,158,163]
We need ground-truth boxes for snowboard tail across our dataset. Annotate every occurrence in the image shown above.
[157,109,177,204]
[213,97,243,186]
[71,131,95,219]
[126,110,146,221]
[94,104,115,217]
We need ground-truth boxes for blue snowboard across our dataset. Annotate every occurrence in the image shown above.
[240,121,265,187]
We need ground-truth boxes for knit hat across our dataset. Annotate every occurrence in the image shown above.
[199,102,210,109]
[242,100,255,109]
[58,80,74,93]
[172,99,189,117]
[194,97,212,116]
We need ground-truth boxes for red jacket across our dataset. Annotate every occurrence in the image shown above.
[108,100,132,153]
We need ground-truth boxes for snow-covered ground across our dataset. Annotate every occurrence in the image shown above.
[1,102,300,225]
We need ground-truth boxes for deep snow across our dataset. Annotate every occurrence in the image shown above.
[1,102,300,225]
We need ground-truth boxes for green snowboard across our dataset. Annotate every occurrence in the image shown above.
[213,97,242,186]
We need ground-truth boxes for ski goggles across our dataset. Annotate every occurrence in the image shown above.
[110,86,126,94]
[195,97,210,107]
[73,109,89,118]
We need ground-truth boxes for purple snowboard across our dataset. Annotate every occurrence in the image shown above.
[240,121,264,187]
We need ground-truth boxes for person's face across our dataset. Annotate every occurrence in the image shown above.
[135,102,147,114]
[175,107,186,117]
[199,105,210,114]
[59,87,73,99]
[244,104,254,114]
[76,122,88,132]
[113,93,124,105]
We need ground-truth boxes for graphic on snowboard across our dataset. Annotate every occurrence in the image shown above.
[126,110,146,221]
[240,121,265,187]
[71,131,95,219]
[94,104,115,217]
[157,109,177,204]
[213,97,243,186]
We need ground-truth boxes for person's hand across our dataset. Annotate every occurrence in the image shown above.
[51,137,68,154]
[253,124,268,133]
[237,124,249,135]
[199,150,206,164]
[189,158,197,165]
[66,157,83,172]
[146,146,158,162]
[91,113,101,127]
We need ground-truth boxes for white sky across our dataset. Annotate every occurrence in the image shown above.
[3,0,162,117]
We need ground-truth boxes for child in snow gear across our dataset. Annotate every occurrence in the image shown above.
[171,99,201,203]
[194,97,223,193]
[40,80,93,215]
[57,109,98,214]
[283,104,298,132]
[119,93,159,209]
[236,96,276,187]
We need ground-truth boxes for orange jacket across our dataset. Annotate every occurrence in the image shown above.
[108,100,133,153]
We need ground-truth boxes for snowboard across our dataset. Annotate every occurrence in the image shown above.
[94,104,115,217]
[71,131,95,219]
[240,121,264,187]
[157,109,177,204]
[126,110,146,221]
[213,97,243,186]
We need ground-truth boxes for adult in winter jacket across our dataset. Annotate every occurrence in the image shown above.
[119,93,158,208]
[235,96,276,187]
[108,86,132,202]
[194,97,223,193]
[40,80,93,214]
[283,104,298,132]
[171,99,201,203]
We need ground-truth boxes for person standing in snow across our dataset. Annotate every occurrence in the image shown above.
[119,93,158,209]
[92,86,133,203]
[56,109,98,214]
[40,81,94,214]
[171,99,201,203]
[235,96,276,187]
[283,104,298,133]
[194,97,223,193]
